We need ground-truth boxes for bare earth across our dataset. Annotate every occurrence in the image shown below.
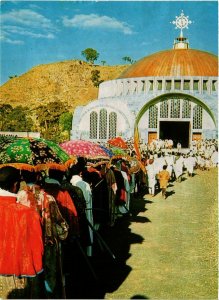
[103,168,218,300]
[64,167,217,299]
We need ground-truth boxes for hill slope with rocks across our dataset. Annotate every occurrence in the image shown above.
[0,60,128,111]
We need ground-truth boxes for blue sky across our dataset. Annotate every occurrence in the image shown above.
[0,0,218,85]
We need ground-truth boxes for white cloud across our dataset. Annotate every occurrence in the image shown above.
[0,9,56,44]
[0,34,24,45]
[3,25,55,39]
[62,13,134,35]
[1,9,55,30]
[28,4,42,10]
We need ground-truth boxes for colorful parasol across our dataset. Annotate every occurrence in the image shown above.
[108,136,128,149]
[110,146,128,156]
[0,136,75,171]
[59,140,110,159]
[98,145,114,158]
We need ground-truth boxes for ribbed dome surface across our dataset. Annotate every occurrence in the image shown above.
[119,49,218,78]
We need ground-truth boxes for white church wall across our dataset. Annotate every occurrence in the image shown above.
[71,98,135,141]
[203,110,216,130]
[72,70,218,141]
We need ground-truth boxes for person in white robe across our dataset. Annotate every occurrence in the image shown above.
[146,158,156,196]
[165,152,174,180]
[184,155,197,176]
[153,153,166,175]
[211,150,218,167]
[173,153,184,182]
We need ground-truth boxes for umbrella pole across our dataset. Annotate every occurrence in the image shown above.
[57,241,66,299]
[122,204,130,215]
[75,238,99,282]
[86,218,116,260]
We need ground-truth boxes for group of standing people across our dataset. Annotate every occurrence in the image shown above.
[0,137,218,298]
[139,138,218,199]
[0,155,137,298]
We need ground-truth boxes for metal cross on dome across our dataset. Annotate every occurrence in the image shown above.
[171,10,193,37]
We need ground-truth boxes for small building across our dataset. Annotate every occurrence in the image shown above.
[71,12,218,148]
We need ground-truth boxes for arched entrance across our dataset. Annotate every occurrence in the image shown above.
[134,93,216,148]
[159,121,190,147]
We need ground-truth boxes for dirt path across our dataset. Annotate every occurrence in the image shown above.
[104,168,218,299]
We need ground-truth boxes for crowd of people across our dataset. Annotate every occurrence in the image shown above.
[0,156,139,298]
[135,138,218,198]
[0,138,218,298]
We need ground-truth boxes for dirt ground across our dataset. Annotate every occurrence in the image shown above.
[66,167,218,299]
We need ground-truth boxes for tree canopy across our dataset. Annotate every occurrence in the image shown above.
[0,104,33,131]
[81,48,99,64]
[122,56,134,64]
[35,101,70,142]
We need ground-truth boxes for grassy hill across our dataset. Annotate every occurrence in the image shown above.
[0,60,128,111]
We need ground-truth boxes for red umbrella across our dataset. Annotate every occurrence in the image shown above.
[108,137,128,149]
[59,140,110,159]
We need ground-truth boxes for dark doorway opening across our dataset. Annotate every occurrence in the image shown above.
[159,121,190,148]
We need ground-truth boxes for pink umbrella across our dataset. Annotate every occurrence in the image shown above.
[60,140,110,159]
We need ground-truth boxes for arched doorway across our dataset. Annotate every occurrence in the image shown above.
[134,93,216,148]
[159,121,190,147]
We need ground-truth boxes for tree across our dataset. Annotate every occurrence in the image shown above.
[122,56,134,64]
[0,104,13,130]
[81,48,99,64]
[0,105,33,131]
[59,112,72,131]
[101,60,106,66]
[91,70,104,87]
[35,101,69,142]
[59,112,72,141]
[8,75,17,79]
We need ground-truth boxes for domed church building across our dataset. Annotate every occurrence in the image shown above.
[71,11,218,148]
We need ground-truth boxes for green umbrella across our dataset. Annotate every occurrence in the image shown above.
[0,135,75,171]
[110,146,128,156]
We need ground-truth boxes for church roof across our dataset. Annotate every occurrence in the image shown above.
[119,49,218,78]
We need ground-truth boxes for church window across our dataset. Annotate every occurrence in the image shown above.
[149,80,154,91]
[109,112,117,139]
[170,98,180,118]
[99,109,107,139]
[183,80,190,90]
[193,80,199,90]
[148,105,158,128]
[203,80,208,91]
[182,99,191,118]
[89,111,98,139]
[166,80,171,90]
[134,81,137,93]
[160,100,168,118]
[212,81,216,92]
[193,105,203,129]
[174,80,181,90]
[157,80,162,90]
[142,81,146,92]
